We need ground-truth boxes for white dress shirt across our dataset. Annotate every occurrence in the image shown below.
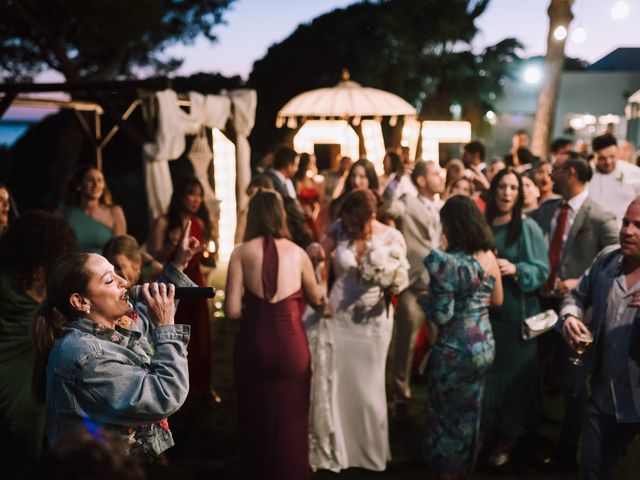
[589,160,640,225]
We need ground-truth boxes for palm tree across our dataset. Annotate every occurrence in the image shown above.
[530,0,574,158]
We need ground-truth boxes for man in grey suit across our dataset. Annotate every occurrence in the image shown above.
[531,153,618,471]
[531,153,618,302]
[559,198,640,479]
[383,160,444,419]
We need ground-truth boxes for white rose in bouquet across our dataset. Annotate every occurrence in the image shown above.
[379,268,395,289]
[389,243,404,261]
[359,241,409,294]
[368,248,386,268]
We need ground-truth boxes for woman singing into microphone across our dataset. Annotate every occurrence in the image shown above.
[33,222,202,462]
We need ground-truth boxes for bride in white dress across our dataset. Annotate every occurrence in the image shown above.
[305,189,408,472]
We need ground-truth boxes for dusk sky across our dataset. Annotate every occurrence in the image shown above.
[8,0,639,121]
[164,0,639,79]
[34,0,639,82]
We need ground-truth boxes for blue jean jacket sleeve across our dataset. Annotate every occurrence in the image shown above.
[557,245,615,331]
[74,324,190,427]
[135,262,198,340]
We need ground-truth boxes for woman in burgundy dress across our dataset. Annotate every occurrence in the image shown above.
[226,190,327,479]
[148,177,213,400]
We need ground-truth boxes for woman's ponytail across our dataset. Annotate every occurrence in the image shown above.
[31,252,91,405]
[32,301,68,404]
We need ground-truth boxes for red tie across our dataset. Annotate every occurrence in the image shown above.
[545,203,569,292]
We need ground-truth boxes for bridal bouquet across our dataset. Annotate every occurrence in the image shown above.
[359,239,410,295]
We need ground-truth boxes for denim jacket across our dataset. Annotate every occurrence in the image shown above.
[45,263,193,460]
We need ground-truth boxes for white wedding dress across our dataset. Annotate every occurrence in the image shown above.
[306,223,407,472]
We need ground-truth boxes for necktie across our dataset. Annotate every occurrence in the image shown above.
[545,203,569,292]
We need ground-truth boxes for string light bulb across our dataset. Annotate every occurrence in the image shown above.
[572,26,587,43]
[553,25,568,41]
[612,0,630,20]
[523,66,542,85]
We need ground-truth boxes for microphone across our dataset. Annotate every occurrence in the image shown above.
[127,285,216,304]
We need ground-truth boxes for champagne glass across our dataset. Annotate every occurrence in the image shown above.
[569,330,594,366]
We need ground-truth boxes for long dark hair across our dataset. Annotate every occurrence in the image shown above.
[0,182,19,225]
[33,252,92,404]
[293,153,312,183]
[340,189,377,240]
[165,177,211,243]
[440,195,494,253]
[244,190,291,241]
[342,158,379,196]
[485,167,524,246]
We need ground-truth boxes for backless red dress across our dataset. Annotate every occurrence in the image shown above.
[234,236,311,479]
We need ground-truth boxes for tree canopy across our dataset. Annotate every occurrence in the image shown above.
[248,0,522,153]
[0,0,236,82]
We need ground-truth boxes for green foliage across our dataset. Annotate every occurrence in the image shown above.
[248,0,522,152]
[0,0,236,81]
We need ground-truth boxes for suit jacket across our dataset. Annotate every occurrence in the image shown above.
[384,192,441,289]
[530,196,618,281]
[559,246,640,418]
[266,169,292,200]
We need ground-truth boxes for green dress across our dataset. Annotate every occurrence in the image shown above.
[64,207,113,254]
[482,217,550,441]
[0,270,44,467]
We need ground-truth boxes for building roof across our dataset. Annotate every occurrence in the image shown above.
[588,48,640,72]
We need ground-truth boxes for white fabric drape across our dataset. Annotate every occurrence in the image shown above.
[142,89,251,221]
[229,89,257,213]
[143,90,185,218]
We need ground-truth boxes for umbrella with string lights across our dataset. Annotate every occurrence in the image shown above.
[276,70,417,128]
[276,71,418,171]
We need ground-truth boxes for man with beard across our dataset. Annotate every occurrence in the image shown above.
[530,153,618,471]
[559,198,640,478]
[383,160,444,421]
[589,134,640,226]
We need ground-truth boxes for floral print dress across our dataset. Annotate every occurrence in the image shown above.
[421,249,496,474]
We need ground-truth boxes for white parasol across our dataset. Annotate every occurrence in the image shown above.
[277,70,416,127]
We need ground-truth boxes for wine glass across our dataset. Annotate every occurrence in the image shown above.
[569,330,594,366]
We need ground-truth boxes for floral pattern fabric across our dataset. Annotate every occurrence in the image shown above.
[421,249,495,474]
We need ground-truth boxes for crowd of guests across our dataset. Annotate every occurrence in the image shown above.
[2,130,640,479]
[227,131,640,479]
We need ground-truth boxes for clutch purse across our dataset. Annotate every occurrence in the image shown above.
[521,309,558,341]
